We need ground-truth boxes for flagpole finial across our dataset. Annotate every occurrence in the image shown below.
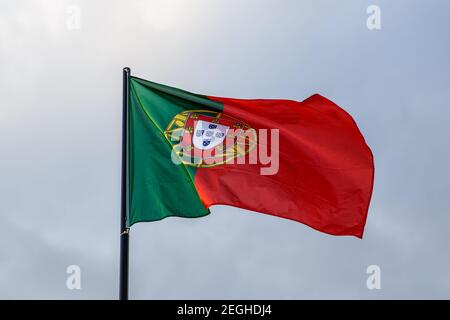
[123,67,130,73]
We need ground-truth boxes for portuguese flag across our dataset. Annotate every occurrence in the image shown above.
[127,76,374,238]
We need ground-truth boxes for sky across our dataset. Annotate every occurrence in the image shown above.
[0,0,449,299]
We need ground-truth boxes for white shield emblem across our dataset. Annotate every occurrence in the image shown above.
[192,120,229,150]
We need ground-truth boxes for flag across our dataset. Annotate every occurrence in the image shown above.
[127,76,374,238]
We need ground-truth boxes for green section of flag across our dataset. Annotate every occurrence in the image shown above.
[127,77,223,226]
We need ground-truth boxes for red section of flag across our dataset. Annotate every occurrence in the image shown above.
[194,94,374,238]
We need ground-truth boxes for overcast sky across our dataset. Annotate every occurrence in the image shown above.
[1,0,449,299]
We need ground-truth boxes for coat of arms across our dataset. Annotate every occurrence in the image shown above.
[164,110,257,167]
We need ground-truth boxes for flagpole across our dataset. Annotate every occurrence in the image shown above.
[119,67,130,300]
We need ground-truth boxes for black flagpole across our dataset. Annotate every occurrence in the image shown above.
[119,67,130,300]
